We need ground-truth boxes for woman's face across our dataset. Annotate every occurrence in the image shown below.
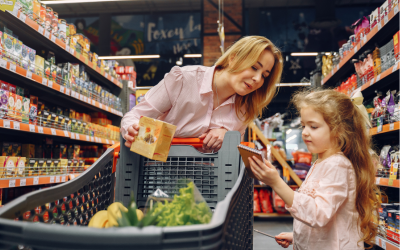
[229,50,275,96]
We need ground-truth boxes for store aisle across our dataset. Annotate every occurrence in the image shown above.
[253,218,294,250]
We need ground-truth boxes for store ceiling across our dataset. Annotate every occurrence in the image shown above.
[52,0,384,16]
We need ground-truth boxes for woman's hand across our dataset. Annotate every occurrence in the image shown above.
[248,156,280,188]
[275,232,293,248]
[199,128,227,152]
[123,124,140,148]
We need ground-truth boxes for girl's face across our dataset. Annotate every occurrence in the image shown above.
[300,106,338,157]
[228,50,275,96]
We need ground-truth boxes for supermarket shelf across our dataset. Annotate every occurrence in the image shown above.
[321,9,399,86]
[0,175,68,189]
[376,236,400,250]
[0,59,123,118]
[360,63,399,94]
[369,122,399,136]
[254,213,292,218]
[0,10,122,90]
[0,119,116,145]
[376,177,400,188]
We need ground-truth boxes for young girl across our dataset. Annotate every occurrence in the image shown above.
[121,36,283,152]
[249,89,380,250]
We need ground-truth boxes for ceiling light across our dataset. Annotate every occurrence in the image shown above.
[286,129,292,135]
[98,55,160,59]
[277,82,311,87]
[290,52,318,56]
[286,135,297,143]
[41,0,131,4]
[184,54,202,58]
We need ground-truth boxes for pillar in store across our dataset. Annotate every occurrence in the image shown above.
[202,0,244,66]
[98,13,112,56]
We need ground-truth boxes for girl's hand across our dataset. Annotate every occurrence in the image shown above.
[199,128,227,152]
[248,156,280,188]
[275,232,293,248]
[124,124,140,148]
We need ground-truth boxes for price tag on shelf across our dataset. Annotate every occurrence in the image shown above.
[91,137,94,142]
[20,178,26,186]
[44,30,50,39]
[3,120,10,129]
[9,63,16,73]
[376,177,381,185]
[381,240,386,249]
[111,77,114,82]
[354,45,358,53]
[390,123,394,130]
[48,80,53,88]
[377,124,383,133]
[61,176,66,182]
[99,103,103,109]
[38,126,44,134]
[42,78,47,86]
[33,177,39,185]
[70,48,75,55]
[63,130,69,137]
[0,59,7,68]
[86,135,89,141]
[393,62,398,72]
[26,71,32,79]
[388,179,394,186]
[84,96,87,103]
[18,12,26,23]
[105,73,108,78]
[384,15,388,25]
[376,237,380,246]
[65,88,70,96]
[106,107,109,112]
[65,45,70,52]
[59,86,64,93]
[50,34,56,43]
[106,139,110,144]
[363,35,367,44]
[12,3,19,16]
[71,133,75,139]
[395,5,399,14]
[370,78,375,86]
[92,100,96,105]
[9,179,16,188]
[376,74,381,82]
[38,25,44,35]
[80,94,84,101]
[29,124,35,132]
[55,176,60,183]
[13,122,20,130]
[71,90,76,98]
[50,176,55,183]
[51,128,56,135]
[377,22,382,31]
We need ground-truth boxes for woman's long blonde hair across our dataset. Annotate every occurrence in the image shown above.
[292,89,380,248]
[215,36,283,124]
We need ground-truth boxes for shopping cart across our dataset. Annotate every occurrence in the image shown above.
[0,131,253,250]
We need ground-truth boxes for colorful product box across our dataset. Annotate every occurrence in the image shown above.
[0,89,8,119]
[50,63,57,81]
[2,33,14,61]
[27,158,37,176]
[35,55,44,76]
[22,97,30,124]
[29,95,38,125]
[0,156,17,178]
[0,31,3,57]
[28,47,36,73]
[12,143,22,157]
[2,142,12,156]
[15,94,23,122]
[13,38,23,66]
[22,144,35,158]
[394,31,399,61]
[21,45,30,70]
[8,92,16,120]
[380,0,389,21]
[44,60,51,79]
[15,157,26,177]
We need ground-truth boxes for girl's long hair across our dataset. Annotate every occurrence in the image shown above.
[214,36,283,124]
[291,89,380,248]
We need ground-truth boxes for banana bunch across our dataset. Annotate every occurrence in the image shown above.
[88,202,144,228]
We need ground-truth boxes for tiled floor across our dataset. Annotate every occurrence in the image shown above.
[253,217,294,250]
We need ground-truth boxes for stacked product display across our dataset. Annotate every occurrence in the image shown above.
[0,28,122,113]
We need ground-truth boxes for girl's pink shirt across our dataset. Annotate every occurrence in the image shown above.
[121,65,247,139]
[286,153,364,250]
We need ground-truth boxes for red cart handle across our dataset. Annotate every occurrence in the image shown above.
[171,138,204,148]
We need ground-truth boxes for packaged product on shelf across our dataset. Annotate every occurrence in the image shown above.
[370,8,380,28]
[52,144,60,159]
[26,158,36,176]
[34,144,43,158]
[53,159,60,174]
[45,7,53,31]
[0,156,17,178]
[8,91,16,120]
[44,144,52,158]
[32,0,40,21]
[17,0,33,16]
[50,63,57,81]
[52,12,59,35]
[0,87,8,119]
[13,39,23,66]
[60,144,67,159]
[44,60,50,79]
[22,144,35,158]
[58,19,67,42]
[51,112,58,128]
[2,33,15,62]
[394,31,399,61]
[380,1,389,21]
[29,95,38,125]
[2,142,12,156]
[16,157,26,177]
[28,48,36,73]
[15,94,22,122]
[21,45,30,70]
[12,143,22,157]
[39,3,46,27]
[34,55,44,76]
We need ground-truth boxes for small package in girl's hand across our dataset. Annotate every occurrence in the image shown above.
[130,116,177,162]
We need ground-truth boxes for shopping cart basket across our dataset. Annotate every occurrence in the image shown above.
[0,131,253,250]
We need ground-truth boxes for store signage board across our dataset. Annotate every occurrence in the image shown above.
[0,0,16,12]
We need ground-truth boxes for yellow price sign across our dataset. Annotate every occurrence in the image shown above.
[388,179,394,186]
[0,0,16,12]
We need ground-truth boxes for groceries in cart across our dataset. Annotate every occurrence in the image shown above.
[88,180,212,228]
[130,116,177,162]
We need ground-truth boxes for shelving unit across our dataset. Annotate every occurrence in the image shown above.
[0,9,123,90]
[0,175,69,189]
[376,236,400,250]
[375,177,400,188]
[321,9,399,87]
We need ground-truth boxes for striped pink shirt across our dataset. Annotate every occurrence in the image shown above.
[121,65,248,139]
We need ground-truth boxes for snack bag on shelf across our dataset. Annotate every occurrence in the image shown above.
[0,156,17,178]
[52,12,59,35]
[0,88,9,119]
[39,3,46,27]
[45,7,53,31]
[370,8,380,29]
[32,0,40,21]
[16,157,26,177]
[8,92,16,120]
[253,188,262,213]
[15,94,23,122]
[259,189,274,213]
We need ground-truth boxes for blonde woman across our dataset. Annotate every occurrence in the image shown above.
[121,36,283,152]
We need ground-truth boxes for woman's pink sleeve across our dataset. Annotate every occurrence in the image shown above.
[120,66,183,139]
[285,160,350,228]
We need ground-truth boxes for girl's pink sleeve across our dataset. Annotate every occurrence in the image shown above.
[120,66,183,139]
[285,160,350,228]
